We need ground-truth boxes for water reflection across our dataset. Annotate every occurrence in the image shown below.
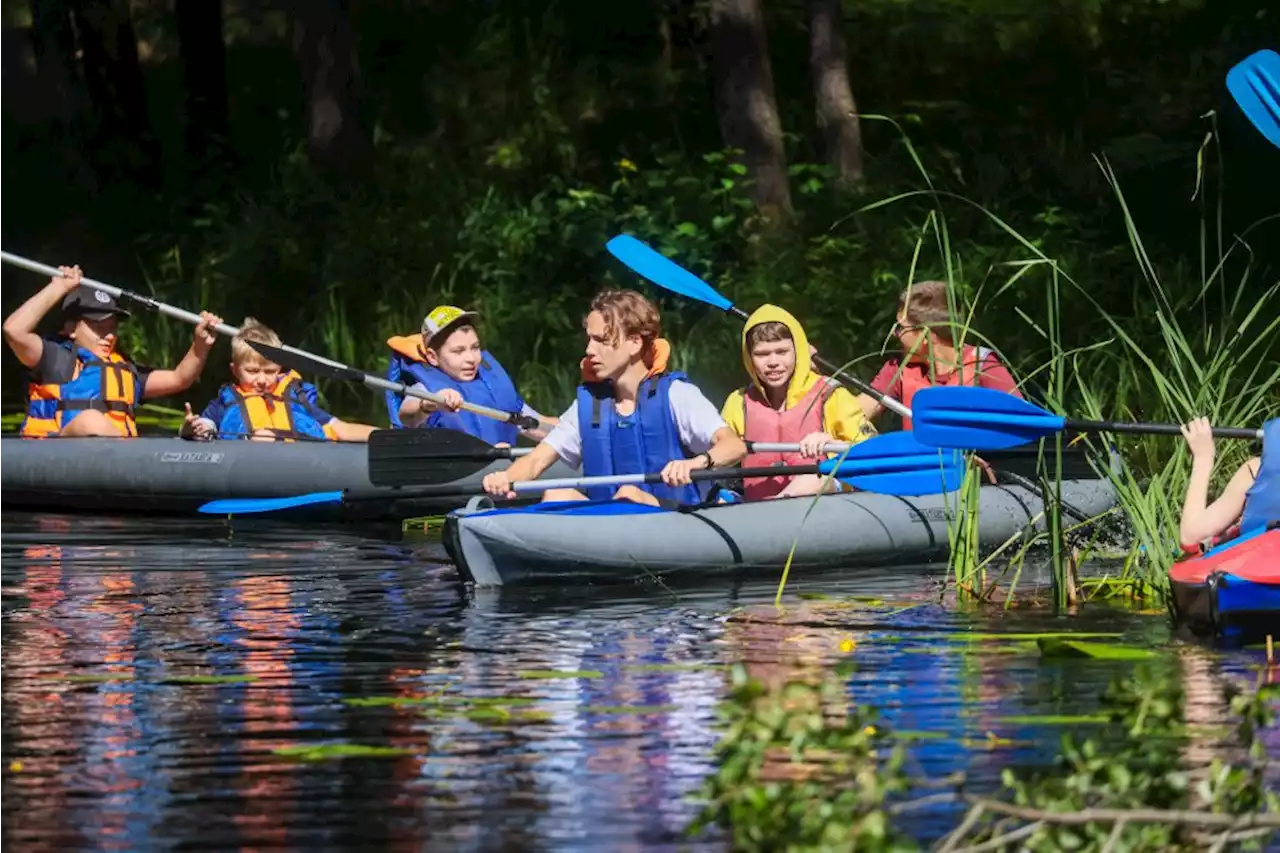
[2,513,1275,851]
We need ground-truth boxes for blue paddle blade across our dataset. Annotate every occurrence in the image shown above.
[820,431,965,496]
[912,386,1065,450]
[197,491,345,515]
[605,235,735,313]
[1228,49,1280,149]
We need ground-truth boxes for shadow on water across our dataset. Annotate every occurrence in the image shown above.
[2,513,1275,851]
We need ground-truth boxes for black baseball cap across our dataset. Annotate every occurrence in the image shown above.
[62,285,131,320]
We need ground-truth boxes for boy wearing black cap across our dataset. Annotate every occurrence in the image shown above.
[2,264,222,437]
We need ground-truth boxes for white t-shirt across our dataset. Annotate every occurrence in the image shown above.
[544,379,727,469]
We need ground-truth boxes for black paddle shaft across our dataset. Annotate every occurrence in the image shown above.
[1064,418,1261,441]
[349,462,837,502]
[727,305,883,400]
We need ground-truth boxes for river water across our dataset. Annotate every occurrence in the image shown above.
[2,512,1275,851]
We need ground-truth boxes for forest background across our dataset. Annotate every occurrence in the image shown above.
[2,0,1276,422]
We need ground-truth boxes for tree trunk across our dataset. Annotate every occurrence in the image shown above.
[807,0,863,186]
[175,0,231,175]
[29,0,97,190]
[31,0,86,123]
[70,0,160,185]
[291,0,371,177]
[710,0,792,219]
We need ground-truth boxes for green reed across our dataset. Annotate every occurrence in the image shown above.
[854,117,1278,607]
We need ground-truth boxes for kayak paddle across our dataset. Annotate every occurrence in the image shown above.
[911,386,1264,451]
[246,341,556,434]
[198,431,964,515]
[605,235,912,418]
[368,426,533,487]
[0,251,349,373]
[1227,49,1280,148]
[602,235,1103,519]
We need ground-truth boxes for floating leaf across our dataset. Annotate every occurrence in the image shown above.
[464,707,552,724]
[163,675,258,685]
[59,673,133,683]
[272,743,415,761]
[516,669,602,680]
[1037,639,1159,660]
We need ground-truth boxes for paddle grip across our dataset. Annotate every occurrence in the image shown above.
[1064,419,1262,441]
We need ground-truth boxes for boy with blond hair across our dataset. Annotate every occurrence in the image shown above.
[182,318,376,442]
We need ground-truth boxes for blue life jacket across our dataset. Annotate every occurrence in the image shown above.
[384,334,524,445]
[214,371,328,441]
[1240,418,1279,533]
[577,371,705,505]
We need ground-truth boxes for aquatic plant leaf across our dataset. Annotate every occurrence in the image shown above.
[997,714,1109,725]
[163,675,258,685]
[1036,638,1159,660]
[271,743,415,761]
[464,707,553,724]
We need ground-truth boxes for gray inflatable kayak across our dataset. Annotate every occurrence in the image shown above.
[443,476,1118,585]
[0,435,577,522]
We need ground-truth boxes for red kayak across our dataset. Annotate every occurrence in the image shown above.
[1169,528,1279,641]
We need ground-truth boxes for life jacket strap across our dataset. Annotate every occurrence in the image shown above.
[58,398,135,414]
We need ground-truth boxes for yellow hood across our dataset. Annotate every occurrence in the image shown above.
[741,304,820,409]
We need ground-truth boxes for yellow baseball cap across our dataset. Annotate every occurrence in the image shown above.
[422,305,480,346]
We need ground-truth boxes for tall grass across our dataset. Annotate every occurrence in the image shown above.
[854,120,1278,605]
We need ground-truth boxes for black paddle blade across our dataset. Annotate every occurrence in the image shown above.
[368,427,514,487]
[247,341,366,384]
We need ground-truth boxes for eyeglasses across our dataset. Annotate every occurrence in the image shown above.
[891,320,924,337]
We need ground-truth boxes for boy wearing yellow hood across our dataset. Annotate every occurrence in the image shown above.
[721,305,876,500]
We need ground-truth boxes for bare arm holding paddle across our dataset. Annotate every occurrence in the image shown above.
[1179,417,1260,547]
[143,312,223,398]
[2,265,84,366]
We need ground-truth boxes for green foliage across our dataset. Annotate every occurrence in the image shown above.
[689,663,917,852]
[694,664,1279,852]
[959,671,1279,852]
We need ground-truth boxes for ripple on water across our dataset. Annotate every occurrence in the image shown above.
[2,512,1274,851]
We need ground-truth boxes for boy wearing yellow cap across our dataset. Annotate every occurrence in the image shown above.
[385,306,551,445]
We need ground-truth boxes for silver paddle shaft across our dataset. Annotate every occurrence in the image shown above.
[2,250,556,432]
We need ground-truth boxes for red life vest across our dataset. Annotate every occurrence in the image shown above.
[899,345,998,429]
[739,379,835,500]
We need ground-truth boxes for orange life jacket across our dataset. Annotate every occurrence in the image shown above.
[216,371,329,441]
[21,344,140,438]
[739,378,835,500]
